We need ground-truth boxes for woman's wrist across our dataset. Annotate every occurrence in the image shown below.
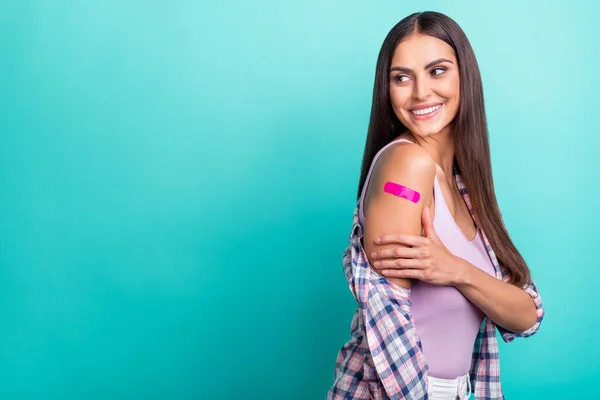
[452,256,474,287]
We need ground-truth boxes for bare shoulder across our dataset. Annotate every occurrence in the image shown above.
[366,140,436,206]
[385,140,435,174]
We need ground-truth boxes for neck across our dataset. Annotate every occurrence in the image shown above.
[404,127,456,183]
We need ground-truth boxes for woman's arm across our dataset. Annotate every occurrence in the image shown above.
[363,142,436,288]
[454,259,538,333]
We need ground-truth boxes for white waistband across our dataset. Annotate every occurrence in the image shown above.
[427,373,472,398]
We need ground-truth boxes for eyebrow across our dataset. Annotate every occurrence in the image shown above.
[390,58,454,74]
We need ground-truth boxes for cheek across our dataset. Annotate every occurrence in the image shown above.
[389,87,411,113]
[437,79,460,117]
[389,88,401,107]
[438,79,460,100]
[443,85,460,123]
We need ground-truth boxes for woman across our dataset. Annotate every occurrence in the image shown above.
[327,11,544,400]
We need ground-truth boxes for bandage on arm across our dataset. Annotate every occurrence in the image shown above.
[383,181,420,203]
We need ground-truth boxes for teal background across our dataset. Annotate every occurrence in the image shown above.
[0,0,597,399]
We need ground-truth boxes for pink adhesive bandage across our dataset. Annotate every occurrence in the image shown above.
[383,181,420,203]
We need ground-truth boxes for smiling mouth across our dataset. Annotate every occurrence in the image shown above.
[410,103,443,116]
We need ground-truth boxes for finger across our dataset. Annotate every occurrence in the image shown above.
[371,247,425,260]
[373,258,425,269]
[422,207,438,240]
[375,233,429,247]
[381,269,425,280]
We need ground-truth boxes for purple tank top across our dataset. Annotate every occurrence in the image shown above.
[358,138,496,379]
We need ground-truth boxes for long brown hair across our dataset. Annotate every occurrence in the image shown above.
[357,11,531,288]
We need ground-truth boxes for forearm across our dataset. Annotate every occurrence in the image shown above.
[454,257,537,332]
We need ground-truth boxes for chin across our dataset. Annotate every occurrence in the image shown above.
[413,126,443,137]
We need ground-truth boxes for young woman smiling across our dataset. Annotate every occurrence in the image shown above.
[328,11,544,400]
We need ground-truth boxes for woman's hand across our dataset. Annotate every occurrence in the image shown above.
[370,206,468,286]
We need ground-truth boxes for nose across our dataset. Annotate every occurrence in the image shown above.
[413,77,432,101]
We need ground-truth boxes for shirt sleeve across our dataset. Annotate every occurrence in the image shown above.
[497,277,545,343]
[327,310,379,400]
[363,281,429,399]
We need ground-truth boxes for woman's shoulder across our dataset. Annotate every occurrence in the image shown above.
[362,137,436,216]
[371,136,436,181]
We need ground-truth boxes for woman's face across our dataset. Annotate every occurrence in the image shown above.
[389,33,460,139]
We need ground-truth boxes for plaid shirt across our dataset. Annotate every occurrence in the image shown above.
[327,170,545,400]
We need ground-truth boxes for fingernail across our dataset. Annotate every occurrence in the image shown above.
[371,252,377,258]
[374,261,380,267]
[375,237,381,243]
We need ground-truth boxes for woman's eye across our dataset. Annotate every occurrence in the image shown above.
[431,67,446,76]
[394,75,409,83]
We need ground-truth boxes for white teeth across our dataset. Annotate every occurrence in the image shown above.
[411,104,441,116]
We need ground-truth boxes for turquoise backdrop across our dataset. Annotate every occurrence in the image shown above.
[1,0,598,399]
